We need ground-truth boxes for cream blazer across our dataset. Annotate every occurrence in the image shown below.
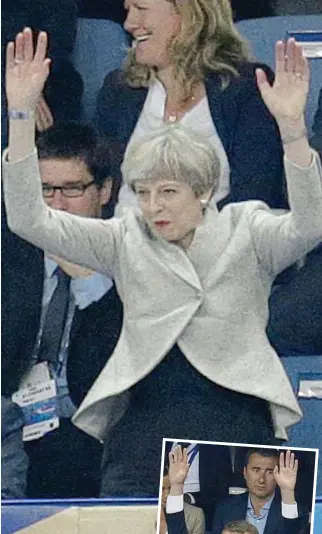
[3,150,322,441]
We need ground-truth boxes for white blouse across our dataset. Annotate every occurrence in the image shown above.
[116,80,230,215]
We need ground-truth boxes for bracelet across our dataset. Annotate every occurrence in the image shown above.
[281,128,308,145]
[8,108,35,120]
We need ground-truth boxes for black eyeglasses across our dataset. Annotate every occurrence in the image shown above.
[42,180,96,198]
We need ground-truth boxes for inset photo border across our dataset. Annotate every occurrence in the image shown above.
[157,438,319,534]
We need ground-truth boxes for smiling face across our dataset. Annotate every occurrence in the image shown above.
[243,454,278,501]
[124,0,181,70]
[134,177,207,248]
[39,158,111,218]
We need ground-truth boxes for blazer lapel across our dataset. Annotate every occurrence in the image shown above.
[205,72,230,153]
[149,236,203,292]
[186,201,231,282]
[117,85,148,145]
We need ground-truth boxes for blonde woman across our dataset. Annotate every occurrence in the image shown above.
[95,0,287,211]
[3,29,322,498]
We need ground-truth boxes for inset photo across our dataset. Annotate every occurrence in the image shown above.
[157,439,319,534]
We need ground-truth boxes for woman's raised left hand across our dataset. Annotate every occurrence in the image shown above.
[256,38,309,127]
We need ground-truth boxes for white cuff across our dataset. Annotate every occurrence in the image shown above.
[284,149,315,170]
[2,147,37,165]
[282,501,298,518]
[166,494,184,514]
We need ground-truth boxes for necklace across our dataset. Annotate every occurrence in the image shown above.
[166,93,197,123]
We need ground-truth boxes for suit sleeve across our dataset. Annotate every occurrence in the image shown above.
[247,151,322,276]
[2,150,122,278]
[281,513,310,534]
[218,66,287,210]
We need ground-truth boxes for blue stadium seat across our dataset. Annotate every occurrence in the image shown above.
[281,355,322,494]
[72,18,130,121]
[314,496,322,533]
[236,15,322,134]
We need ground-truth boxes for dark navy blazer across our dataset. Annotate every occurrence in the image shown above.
[166,490,309,534]
[93,62,287,210]
[212,491,309,534]
[1,209,123,404]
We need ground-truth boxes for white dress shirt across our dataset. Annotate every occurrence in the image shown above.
[116,79,230,215]
[166,492,298,519]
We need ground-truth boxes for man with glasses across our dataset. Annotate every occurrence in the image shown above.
[1,122,123,498]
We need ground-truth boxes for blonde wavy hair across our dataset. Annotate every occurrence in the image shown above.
[123,0,250,99]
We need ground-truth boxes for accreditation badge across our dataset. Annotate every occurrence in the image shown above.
[12,362,59,441]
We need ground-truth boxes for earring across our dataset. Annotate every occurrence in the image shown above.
[200,199,209,210]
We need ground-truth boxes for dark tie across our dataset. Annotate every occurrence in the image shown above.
[38,267,71,367]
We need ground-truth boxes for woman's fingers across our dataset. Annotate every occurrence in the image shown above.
[6,42,15,70]
[275,40,285,75]
[283,39,308,79]
[7,28,49,68]
[23,27,34,62]
[37,97,54,130]
[34,32,48,63]
[255,68,271,104]
[284,38,296,75]
[36,103,47,132]
[295,43,310,82]
[15,32,24,62]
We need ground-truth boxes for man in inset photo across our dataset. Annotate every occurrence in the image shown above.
[213,448,309,534]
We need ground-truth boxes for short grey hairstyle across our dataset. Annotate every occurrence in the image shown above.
[121,123,221,197]
[223,520,259,534]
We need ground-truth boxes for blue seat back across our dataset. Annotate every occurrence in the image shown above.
[236,15,322,134]
[72,18,130,121]
[281,354,322,494]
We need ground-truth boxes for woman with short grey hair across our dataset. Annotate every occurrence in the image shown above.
[3,29,322,496]
[122,123,221,198]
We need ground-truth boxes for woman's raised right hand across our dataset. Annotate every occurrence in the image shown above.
[168,446,190,486]
[6,27,51,112]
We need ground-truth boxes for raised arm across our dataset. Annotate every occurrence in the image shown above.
[256,38,311,168]
[3,28,121,276]
[165,447,190,534]
[273,451,309,533]
[248,39,322,275]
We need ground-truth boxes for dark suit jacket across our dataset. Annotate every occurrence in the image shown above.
[267,244,322,355]
[212,491,309,534]
[1,212,123,497]
[94,62,287,210]
[2,216,123,402]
